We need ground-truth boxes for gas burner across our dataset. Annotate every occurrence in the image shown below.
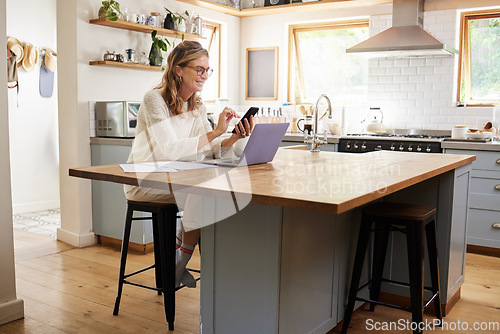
[346,133,450,140]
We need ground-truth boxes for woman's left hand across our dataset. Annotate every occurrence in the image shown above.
[232,115,254,140]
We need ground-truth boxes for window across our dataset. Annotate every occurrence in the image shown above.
[199,21,221,102]
[288,20,369,104]
[458,9,500,106]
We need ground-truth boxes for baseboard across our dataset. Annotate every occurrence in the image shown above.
[57,228,96,248]
[467,244,500,258]
[12,200,60,215]
[378,288,460,317]
[0,298,24,325]
[97,235,154,255]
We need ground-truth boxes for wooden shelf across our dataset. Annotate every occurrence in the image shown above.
[177,0,391,17]
[89,60,164,71]
[89,18,205,40]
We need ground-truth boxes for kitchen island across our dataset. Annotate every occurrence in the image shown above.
[70,149,474,334]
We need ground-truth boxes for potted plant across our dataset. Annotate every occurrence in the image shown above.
[164,8,189,32]
[98,0,123,21]
[149,30,171,67]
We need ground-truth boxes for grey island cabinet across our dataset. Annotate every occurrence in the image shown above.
[198,150,474,334]
[443,141,500,251]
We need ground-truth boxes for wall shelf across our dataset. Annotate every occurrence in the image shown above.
[89,60,164,71]
[177,0,391,17]
[89,18,205,40]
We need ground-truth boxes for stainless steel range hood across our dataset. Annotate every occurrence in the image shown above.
[346,0,458,57]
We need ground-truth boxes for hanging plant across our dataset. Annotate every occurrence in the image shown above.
[149,30,171,67]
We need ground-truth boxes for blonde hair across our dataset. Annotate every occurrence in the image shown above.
[156,41,209,115]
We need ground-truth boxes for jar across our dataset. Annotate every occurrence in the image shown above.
[297,115,314,133]
[147,12,161,27]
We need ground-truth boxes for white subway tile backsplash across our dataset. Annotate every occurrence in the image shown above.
[378,59,395,68]
[425,58,442,67]
[424,74,442,83]
[378,76,394,84]
[401,67,417,75]
[370,67,386,76]
[394,91,409,99]
[408,75,425,83]
[417,66,434,75]
[408,91,424,99]
[384,83,400,91]
[424,90,441,99]
[400,83,417,91]
[394,59,410,67]
[409,59,426,67]
[386,67,402,75]
[394,75,409,84]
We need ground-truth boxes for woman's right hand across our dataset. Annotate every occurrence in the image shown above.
[215,107,239,135]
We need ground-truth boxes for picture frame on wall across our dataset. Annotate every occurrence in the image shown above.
[245,47,278,100]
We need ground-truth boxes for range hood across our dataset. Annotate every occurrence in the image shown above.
[346,0,458,57]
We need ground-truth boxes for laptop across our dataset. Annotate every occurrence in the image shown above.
[202,122,289,167]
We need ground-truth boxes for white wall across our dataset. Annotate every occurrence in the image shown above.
[57,0,240,247]
[6,0,59,214]
[0,0,25,325]
[239,1,498,132]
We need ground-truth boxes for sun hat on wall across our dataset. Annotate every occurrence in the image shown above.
[39,49,57,98]
[44,49,57,72]
[7,36,24,66]
[22,43,39,72]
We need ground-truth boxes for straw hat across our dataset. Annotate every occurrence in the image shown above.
[22,43,39,72]
[44,48,57,72]
[7,36,24,66]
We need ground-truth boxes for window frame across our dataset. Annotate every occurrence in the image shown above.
[457,9,500,107]
[203,20,221,102]
[287,19,369,103]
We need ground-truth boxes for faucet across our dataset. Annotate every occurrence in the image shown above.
[304,94,332,152]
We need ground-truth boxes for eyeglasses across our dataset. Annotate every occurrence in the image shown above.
[185,65,214,77]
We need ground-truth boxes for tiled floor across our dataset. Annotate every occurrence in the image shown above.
[13,209,61,239]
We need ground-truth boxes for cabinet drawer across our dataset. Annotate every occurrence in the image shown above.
[470,176,500,196]
[467,208,500,248]
[446,150,500,171]
[471,151,500,171]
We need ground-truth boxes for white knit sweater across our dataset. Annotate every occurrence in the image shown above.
[127,89,226,164]
[124,89,231,204]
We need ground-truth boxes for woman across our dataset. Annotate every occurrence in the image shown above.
[124,40,253,288]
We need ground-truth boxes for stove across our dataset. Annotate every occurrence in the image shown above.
[338,132,450,153]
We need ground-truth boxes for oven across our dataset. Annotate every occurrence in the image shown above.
[338,133,448,153]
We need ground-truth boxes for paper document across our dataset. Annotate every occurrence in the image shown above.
[120,160,217,173]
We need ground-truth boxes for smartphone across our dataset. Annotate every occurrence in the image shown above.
[232,107,258,133]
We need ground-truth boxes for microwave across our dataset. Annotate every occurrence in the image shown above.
[95,101,140,138]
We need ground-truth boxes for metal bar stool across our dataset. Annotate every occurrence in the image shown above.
[112,200,199,330]
[342,202,442,334]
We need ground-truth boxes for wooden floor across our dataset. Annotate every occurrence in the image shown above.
[2,230,500,333]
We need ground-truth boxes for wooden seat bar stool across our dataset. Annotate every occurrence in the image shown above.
[113,200,179,330]
[341,202,443,334]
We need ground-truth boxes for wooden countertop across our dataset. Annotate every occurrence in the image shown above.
[70,149,475,214]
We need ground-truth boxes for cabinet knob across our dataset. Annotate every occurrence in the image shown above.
[497,159,500,164]
[495,185,500,191]
[493,223,500,229]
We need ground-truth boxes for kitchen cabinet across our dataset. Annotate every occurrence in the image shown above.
[88,18,204,71]
[445,148,500,250]
[90,138,156,249]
